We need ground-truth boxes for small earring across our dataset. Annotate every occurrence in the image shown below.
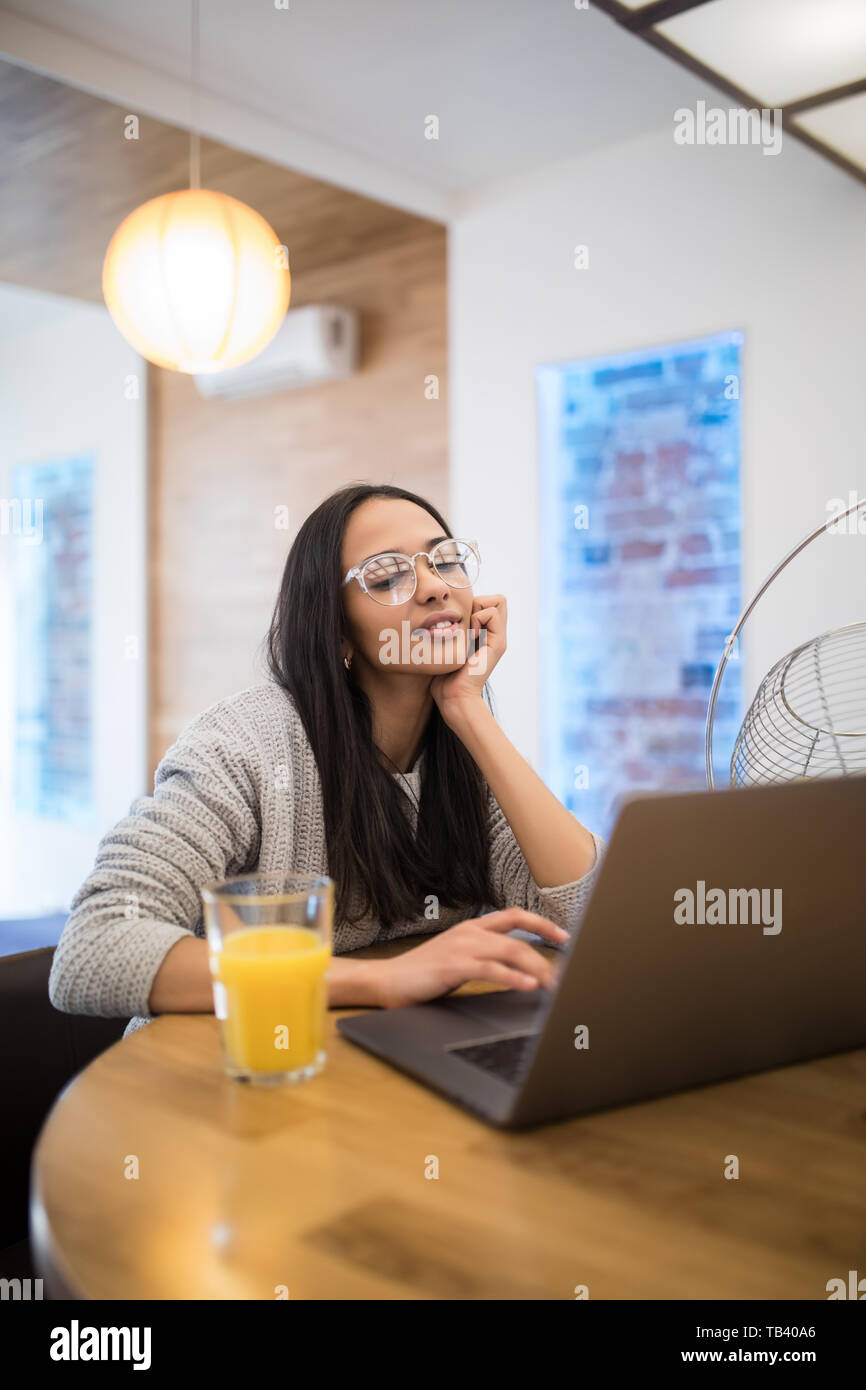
[343,652,352,670]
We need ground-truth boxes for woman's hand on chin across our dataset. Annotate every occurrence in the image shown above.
[430,593,506,721]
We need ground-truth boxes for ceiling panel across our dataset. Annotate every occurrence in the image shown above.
[658,0,866,107]
[0,58,435,304]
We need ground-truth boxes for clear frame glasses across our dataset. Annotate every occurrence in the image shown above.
[342,537,481,606]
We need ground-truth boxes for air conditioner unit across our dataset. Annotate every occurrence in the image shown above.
[193,303,359,400]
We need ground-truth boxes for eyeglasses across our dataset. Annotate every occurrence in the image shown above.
[342,538,481,606]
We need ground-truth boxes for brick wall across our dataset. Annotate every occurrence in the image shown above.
[539,331,743,839]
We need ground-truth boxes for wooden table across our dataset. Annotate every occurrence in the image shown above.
[31,934,866,1300]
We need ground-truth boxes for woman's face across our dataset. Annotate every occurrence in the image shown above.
[340,497,475,676]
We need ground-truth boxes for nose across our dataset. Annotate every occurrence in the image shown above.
[413,553,450,600]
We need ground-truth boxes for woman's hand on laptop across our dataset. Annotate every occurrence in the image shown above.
[372,909,568,1010]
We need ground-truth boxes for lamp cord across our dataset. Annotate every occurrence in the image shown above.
[189,0,201,190]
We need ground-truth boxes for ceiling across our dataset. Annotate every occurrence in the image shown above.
[595,0,866,187]
[0,0,713,219]
[0,57,436,303]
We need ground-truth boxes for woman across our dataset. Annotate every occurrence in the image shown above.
[49,483,605,1038]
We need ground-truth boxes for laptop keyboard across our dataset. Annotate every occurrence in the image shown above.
[448,1031,537,1086]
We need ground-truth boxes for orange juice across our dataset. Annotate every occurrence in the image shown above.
[212,926,331,1075]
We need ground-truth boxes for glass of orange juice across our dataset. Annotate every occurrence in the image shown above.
[201,873,333,1086]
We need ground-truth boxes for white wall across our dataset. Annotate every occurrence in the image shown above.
[0,284,148,916]
[448,121,866,781]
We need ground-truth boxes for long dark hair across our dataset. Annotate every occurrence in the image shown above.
[264,483,500,931]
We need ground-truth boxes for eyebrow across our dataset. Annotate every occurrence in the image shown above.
[357,535,450,567]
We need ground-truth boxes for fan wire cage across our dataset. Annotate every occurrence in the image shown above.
[731,621,866,786]
[706,495,866,789]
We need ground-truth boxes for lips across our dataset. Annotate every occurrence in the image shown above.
[413,611,462,634]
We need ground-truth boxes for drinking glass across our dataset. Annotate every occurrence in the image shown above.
[201,872,333,1086]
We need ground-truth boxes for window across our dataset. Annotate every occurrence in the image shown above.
[537,330,743,836]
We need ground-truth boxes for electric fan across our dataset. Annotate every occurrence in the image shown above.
[705,495,866,789]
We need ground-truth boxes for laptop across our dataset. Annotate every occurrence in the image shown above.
[336,774,866,1129]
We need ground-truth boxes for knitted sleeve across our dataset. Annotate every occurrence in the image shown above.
[48,698,264,1022]
[486,788,606,933]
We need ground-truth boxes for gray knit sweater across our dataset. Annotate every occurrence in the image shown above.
[48,681,606,1039]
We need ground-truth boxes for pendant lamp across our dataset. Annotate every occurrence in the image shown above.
[101,0,290,373]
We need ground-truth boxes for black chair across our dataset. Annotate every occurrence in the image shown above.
[0,946,130,1283]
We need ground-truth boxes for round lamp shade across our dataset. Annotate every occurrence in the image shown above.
[102,189,291,373]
